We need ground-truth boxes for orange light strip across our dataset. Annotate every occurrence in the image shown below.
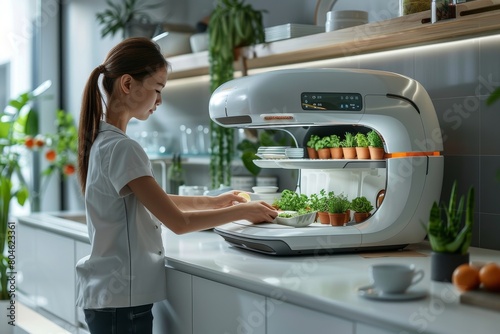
[385,151,441,158]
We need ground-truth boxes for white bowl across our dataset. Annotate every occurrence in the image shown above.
[252,186,279,194]
[274,211,316,228]
[249,192,281,205]
[153,31,192,57]
[190,32,209,52]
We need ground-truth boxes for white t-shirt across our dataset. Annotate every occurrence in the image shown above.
[76,121,167,309]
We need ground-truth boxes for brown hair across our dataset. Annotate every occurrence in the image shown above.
[77,37,169,193]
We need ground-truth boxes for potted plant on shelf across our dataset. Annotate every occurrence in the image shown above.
[340,132,356,159]
[327,193,350,226]
[425,180,475,282]
[367,130,385,160]
[354,132,370,159]
[350,196,374,223]
[208,0,266,188]
[314,136,332,159]
[306,134,320,159]
[95,0,162,39]
[309,189,330,224]
[328,134,343,159]
[272,189,309,212]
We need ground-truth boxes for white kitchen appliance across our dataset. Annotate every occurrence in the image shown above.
[209,68,443,255]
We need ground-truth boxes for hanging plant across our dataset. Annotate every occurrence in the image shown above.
[208,0,266,188]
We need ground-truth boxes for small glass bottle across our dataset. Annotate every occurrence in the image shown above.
[167,153,185,195]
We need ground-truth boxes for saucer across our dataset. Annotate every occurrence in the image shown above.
[357,285,427,301]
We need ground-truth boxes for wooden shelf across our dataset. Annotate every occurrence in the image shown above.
[167,0,500,80]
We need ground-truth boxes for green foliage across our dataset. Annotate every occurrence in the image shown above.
[273,189,309,212]
[95,0,161,38]
[208,0,266,188]
[308,189,329,212]
[486,87,500,106]
[354,133,369,148]
[314,134,341,150]
[350,196,374,213]
[327,192,350,214]
[307,134,320,149]
[367,130,383,148]
[425,181,475,255]
[340,132,356,148]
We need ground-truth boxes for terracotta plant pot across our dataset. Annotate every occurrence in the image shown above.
[329,147,343,159]
[307,147,318,159]
[317,211,330,224]
[369,146,385,160]
[329,213,345,226]
[317,148,331,159]
[342,147,356,159]
[344,209,351,224]
[355,147,370,159]
[354,212,370,223]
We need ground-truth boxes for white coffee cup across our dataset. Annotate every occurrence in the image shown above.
[370,264,424,294]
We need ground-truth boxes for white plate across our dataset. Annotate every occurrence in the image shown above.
[357,286,427,301]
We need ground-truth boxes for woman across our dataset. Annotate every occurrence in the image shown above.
[76,37,278,334]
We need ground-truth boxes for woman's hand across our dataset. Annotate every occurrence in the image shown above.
[212,190,250,208]
[238,201,278,223]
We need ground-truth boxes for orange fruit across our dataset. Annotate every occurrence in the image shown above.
[24,137,34,149]
[63,164,75,176]
[237,192,251,202]
[452,264,480,291]
[45,150,57,162]
[479,263,500,291]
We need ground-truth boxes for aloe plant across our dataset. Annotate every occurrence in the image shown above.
[425,181,474,255]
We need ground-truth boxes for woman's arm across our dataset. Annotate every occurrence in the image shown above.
[168,191,247,210]
[128,176,278,234]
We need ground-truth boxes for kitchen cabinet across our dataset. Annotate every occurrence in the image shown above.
[75,240,91,328]
[266,298,354,334]
[153,267,193,334]
[167,0,500,80]
[35,228,76,324]
[192,276,266,334]
[17,222,38,304]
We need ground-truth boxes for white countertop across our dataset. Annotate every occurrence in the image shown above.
[161,227,500,334]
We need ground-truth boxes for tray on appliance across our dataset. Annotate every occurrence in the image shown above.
[253,159,386,169]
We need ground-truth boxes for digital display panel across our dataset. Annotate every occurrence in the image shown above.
[301,92,363,111]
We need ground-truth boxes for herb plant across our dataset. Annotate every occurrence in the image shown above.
[367,130,383,148]
[354,133,369,148]
[340,132,356,148]
[350,196,374,213]
[307,135,320,149]
[327,193,350,214]
[273,189,309,212]
[425,181,474,255]
[308,189,329,212]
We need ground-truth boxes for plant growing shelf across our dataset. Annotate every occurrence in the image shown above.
[253,158,386,169]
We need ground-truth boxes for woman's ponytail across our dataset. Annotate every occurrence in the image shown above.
[77,66,105,194]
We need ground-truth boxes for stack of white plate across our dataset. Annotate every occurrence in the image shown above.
[265,24,324,43]
[256,146,289,159]
[285,148,304,159]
